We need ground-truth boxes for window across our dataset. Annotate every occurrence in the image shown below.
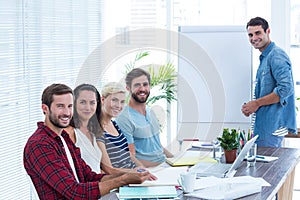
[1,1,297,199]
[291,0,300,128]
[0,1,103,198]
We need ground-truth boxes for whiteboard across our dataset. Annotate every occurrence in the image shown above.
[177,26,253,141]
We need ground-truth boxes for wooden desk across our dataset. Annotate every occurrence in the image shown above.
[235,147,300,200]
[178,147,300,200]
[101,147,300,200]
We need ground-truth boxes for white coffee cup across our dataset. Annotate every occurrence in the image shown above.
[177,172,196,193]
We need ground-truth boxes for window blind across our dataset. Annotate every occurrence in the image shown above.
[0,0,103,199]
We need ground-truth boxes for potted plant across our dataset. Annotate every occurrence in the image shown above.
[217,128,239,163]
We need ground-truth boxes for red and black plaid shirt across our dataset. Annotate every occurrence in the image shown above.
[24,122,105,200]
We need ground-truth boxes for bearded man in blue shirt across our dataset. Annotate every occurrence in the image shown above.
[116,68,173,167]
[241,17,297,147]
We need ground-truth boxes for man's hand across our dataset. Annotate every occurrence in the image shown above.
[135,168,157,181]
[241,100,259,117]
[98,171,150,196]
[123,171,150,184]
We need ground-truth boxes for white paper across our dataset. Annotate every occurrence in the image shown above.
[129,166,188,186]
[186,176,271,199]
[194,176,224,190]
[187,183,261,199]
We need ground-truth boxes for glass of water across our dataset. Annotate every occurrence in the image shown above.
[212,141,222,162]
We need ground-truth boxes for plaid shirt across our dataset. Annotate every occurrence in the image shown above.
[24,122,104,200]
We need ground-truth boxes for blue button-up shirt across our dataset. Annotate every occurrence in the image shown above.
[254,42,297,140]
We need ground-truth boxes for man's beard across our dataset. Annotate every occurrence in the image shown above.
[49,110,70,129]
[131,91,150,103]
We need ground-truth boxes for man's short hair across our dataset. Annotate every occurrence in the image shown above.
[246,17,269,32]
[42,83,73,108]
[125,68,151,87]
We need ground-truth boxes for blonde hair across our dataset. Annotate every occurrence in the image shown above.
[101,82,126,98]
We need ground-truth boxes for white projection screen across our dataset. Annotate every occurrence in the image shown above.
[177,26,253,142]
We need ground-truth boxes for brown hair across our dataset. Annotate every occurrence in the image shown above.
[246,17,269,32]
[41,83,73,108]
[125,68,151,88]
[69,84,103,137]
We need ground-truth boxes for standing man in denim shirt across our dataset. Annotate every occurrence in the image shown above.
[241,17,297,147]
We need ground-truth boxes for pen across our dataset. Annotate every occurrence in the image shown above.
[137,169,146,172]
[183,139,200,141]
[256,155,265,159]
[201,143,213,146]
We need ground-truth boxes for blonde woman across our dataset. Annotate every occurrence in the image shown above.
[97,82,144,170]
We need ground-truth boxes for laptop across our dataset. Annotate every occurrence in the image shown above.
[189,135,258,178]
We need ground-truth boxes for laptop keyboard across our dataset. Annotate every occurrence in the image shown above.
[205,163,232,172]
[189,162,232,178]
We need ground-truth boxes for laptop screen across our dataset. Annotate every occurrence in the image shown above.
[226,135,258,176]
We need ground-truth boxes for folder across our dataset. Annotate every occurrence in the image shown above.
[166,150,217,167]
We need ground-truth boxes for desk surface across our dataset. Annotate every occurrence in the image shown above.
[101,147,300,200]
[236,147,300,200]
[182,147,300,200]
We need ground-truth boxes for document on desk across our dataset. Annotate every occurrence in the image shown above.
[186,176,270,199]
[129,166,188,187]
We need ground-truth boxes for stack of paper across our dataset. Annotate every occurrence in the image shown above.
[185,176,270,199]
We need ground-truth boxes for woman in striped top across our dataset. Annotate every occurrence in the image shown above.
[97,82,145,170]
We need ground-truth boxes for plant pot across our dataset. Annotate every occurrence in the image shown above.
[224,149,237,163]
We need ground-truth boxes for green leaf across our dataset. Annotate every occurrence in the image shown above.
[217,128,239,151]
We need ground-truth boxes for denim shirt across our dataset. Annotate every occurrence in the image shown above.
[254,42,297,139]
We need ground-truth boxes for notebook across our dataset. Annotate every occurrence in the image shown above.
[166,150,217,166]
[189,135,258,178]
[119,186,177,199]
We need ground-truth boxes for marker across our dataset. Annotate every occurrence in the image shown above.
[137,169,146,172]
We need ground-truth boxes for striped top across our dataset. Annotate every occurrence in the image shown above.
[97,120,136,169]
